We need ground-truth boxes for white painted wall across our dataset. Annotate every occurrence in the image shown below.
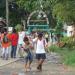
[67,26,74,37]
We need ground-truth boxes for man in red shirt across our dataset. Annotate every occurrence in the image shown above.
[11,29,18,58]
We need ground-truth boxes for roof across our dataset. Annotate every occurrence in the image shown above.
[0,20,6,27]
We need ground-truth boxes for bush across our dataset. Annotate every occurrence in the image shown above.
[15,24,23,32]
[48,45,61,52]
[60,36,75,49]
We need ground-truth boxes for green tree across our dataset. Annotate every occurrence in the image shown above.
[52,0,75,23]
[0,0,6,17]
[1,0,75,30]
[0,0,58,27]
[15,24,23,32]
[52,0,75,36]
[15,0,57,28]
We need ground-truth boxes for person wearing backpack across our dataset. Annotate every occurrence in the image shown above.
[33,33,48,71]
[1,32,10,60]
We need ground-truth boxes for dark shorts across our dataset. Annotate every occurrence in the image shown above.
[25,52,33,63]
[36,53,46,60]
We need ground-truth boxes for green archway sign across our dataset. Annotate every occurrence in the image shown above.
[27,10,50,33]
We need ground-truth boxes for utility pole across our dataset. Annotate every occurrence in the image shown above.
[22,20,26,31]
[6,0,9,30]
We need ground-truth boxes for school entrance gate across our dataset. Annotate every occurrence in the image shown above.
[27,10,50,33]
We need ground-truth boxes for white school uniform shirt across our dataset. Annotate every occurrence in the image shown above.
[33,38,47,54]
[18,31,25,45]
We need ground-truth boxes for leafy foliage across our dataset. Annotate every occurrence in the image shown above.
[60,36,75,49]
[15,24,23,32]
[48,45,61,52]
[52,0,75,23]
[0,0,6,17]
[55,20,63,35]
[0,0,75,29]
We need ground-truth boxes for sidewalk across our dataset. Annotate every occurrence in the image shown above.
[0,58,19,67]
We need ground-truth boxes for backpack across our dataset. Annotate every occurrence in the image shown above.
[3,34,9,43]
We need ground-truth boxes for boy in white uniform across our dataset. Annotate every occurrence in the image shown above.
[33,33,47,71]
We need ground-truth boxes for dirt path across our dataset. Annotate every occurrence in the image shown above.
[0,52,75,75]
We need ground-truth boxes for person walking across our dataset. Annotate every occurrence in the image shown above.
[23,37,34,72]
[33,33,48,71]
[1,32,11,60]
[18,30,25,58]
[10,29,18,58]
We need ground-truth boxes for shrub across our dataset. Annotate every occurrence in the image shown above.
[48,45,61,52]
[15,24,23,32]
[60,36,75,49]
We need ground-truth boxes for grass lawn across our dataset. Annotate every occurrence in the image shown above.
[49,45,75,67]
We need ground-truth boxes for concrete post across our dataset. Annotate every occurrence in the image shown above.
[6,0,9,30]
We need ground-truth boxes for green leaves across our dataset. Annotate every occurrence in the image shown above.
[15,24,23,32]
[0,0,75,28]
[52,0,75,23]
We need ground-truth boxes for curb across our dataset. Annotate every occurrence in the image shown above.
[0,58,20,67]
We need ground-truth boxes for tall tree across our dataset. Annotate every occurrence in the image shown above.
[15,0,57,27]
[52,0,75,24]
[0,0,6,17]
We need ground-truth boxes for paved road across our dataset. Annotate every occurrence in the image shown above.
[0,52,75,75]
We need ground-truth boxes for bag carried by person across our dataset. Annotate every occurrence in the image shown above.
[20,47,28,58]
[23,44,33,57]
[3,34,9,43]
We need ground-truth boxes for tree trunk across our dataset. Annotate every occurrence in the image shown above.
[57,34,61,47]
